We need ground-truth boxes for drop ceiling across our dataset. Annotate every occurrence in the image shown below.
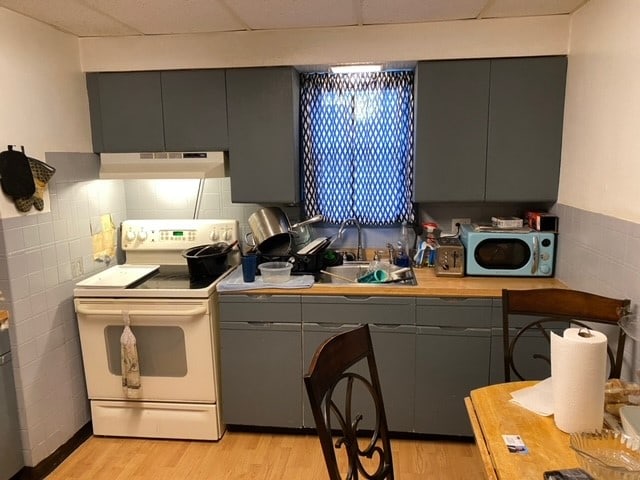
[0,0,588,38]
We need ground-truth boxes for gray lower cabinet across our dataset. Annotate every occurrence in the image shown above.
[218,294,302,428]
[86,69,228,152]
[225,67,300,203]
[219,293,497,436]
[1,330,23,479]
[302,296,416,432]
[414,298,492,436]
[413,56,567,203]
[489,299,570,383]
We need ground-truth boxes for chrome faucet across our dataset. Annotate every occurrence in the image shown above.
[337,218,364,261]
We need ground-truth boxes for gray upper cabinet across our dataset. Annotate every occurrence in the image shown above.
[486,57,567,202]
[413,56,567,203]
[226,67,300,204]
[414,60,490,202]
[87,71,165,153]
[86,69,228,153]
[161,69,228,151]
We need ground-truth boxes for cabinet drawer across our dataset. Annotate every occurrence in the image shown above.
[417,299,491,328]
[302,296,415,326]
[219,295,300,323]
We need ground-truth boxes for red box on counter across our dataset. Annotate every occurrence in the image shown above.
[526,211,558,232]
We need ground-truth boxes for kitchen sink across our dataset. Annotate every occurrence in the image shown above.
[317,262,417,285]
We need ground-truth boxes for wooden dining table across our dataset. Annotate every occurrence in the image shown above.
[465,381,582,479]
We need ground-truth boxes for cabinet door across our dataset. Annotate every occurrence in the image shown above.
[302,322,416,432]
[415,326,490,436]
[87,72,165,153]
[414,298,491,436]
[220,322,302,428]
[0,361,23,478]
[489,300,569,383]
[226,67,300,203]
[413,60,490,202]
[486,56,567,202]
[218,295,302,428]
[161,69,229,151]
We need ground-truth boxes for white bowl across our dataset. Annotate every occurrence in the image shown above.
[258,261,293,283]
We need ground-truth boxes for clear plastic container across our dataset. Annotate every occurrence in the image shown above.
[258,261,293,283]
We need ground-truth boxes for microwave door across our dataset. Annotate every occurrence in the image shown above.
[531,236,539,274]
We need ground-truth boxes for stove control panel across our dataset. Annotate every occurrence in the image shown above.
[121,219,239,251]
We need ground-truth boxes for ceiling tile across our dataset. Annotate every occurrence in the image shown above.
[225,0,359,30]
[0,0,139,36]
[482,0,586,18]
[362,0,488,25]
[83,0,245,35]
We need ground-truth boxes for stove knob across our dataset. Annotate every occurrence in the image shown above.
[137,230,148,241]
[223,229,231,241]
[125,230,136,242]
[210,230,219,241]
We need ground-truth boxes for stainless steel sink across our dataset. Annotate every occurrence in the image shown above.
[317,262,417,285]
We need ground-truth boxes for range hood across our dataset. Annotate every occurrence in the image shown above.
[99,151,228,179]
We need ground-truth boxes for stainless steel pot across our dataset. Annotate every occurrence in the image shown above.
[246,207,292,255]
[246,207,323,255]
[290,214,323,248]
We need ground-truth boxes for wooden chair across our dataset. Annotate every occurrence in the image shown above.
[502,288,632,382]
[304,324,393,480]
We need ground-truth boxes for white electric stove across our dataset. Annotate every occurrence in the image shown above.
[73,219,239,441]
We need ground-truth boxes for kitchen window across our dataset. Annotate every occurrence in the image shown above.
[300,71,414,225]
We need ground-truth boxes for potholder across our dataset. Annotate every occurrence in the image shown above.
[0,147,35,198]
[14,158,56,212]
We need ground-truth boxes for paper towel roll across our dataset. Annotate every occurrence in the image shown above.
[551,327,608,433]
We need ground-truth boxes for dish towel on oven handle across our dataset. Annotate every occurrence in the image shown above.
[120,311,141,398]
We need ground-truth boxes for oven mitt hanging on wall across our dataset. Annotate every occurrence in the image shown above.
[121,312,141,398]
[0,146,36,211]
[14,158,56,211]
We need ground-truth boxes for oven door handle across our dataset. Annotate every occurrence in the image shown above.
[75,305,207,317]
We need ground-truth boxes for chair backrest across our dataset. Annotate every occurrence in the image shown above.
[502,288,632,382]
[304,324,393,480]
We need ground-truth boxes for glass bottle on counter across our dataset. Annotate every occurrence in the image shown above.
[394,222,411,267]
[422,222,438,267]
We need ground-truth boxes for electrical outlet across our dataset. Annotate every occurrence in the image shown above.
[71,257,84,278]
[451,218,471,233]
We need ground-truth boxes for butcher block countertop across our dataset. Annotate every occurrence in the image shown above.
[220,267,566,298]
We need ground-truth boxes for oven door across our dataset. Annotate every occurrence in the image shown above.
[74,297,217,403]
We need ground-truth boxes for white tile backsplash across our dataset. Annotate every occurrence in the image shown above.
[552,204,640,380]
[0,152,125,467]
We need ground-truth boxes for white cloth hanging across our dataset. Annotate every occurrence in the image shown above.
[120,311,141,398]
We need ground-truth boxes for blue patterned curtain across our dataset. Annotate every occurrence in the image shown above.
[300,71,414,225]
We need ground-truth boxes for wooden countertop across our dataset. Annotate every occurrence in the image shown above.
[220,267,565,298]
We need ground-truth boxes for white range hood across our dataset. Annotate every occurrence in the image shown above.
[99,151,228,179]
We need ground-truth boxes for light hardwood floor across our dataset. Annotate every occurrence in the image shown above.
[47,431,485,479]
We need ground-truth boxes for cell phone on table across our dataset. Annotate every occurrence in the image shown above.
[543,469,593,479]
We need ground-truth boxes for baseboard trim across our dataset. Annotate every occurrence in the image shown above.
[13,422,92,480]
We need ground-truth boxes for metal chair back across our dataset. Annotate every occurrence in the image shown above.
[304,324,394,480]
[502,288,631,381]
